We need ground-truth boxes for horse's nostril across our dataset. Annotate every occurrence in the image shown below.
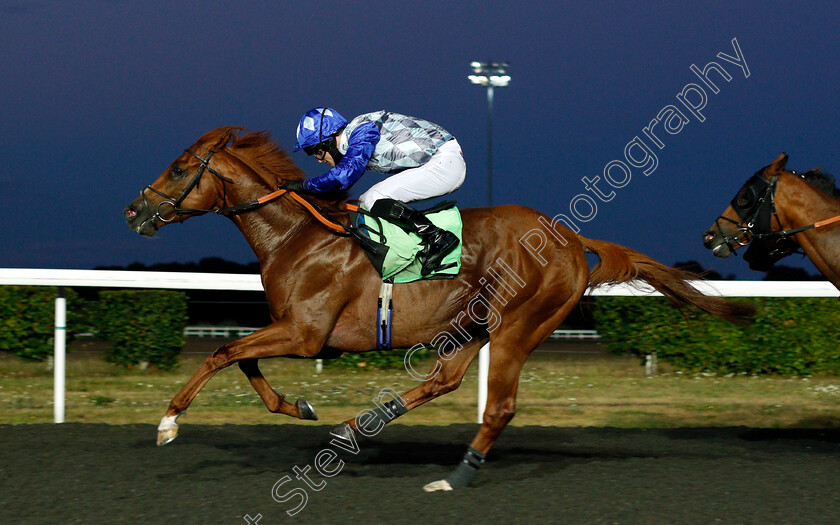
[124,206,138,220]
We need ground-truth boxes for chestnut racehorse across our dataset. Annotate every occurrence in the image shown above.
[703,153,840,289]
[125,127,753,491]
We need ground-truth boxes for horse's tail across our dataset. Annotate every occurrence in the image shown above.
[580,236,754,324]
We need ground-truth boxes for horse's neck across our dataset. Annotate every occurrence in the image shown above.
[212,152,321,264]
[227,197,322,264]
[214,151,351,280]
[776,176,840,286]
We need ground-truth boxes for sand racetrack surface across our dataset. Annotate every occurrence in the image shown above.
[3,423,840,524]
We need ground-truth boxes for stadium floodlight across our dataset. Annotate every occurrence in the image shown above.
[469,61,511,87]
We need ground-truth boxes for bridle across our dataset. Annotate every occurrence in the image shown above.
[137,146,354,235]
[140,148,237,225]
[714,167,840,261]
[713,170,783,253]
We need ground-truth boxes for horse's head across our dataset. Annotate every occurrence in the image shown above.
[702,153,800,270]
[124,127,243,236]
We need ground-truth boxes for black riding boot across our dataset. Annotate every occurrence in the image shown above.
[370,199,459,275]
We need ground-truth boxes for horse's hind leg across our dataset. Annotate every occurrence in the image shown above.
[238,359,318,420]
[424,294,585,492]
[337,338,485,434]
[421,338,530,492]
[401,338,486,411]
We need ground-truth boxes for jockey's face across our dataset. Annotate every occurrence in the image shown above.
[315,149,337,167]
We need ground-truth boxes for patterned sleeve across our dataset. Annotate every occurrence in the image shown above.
[304,122,380,193]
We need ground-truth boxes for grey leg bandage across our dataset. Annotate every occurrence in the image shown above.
[445,447,487,488]
[357,396,408,433]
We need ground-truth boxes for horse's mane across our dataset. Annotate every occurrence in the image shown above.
[800,168,840,201]
[204,126,350,210]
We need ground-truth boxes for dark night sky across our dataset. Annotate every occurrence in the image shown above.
[2,1,838,279]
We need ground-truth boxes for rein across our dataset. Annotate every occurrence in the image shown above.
[141,147,357,235]
[772,213,840,236]
[286,191,357,234]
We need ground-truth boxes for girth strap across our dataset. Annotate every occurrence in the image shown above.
[376,282,394,350]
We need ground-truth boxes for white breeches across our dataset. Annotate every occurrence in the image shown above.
[359,139,466,210]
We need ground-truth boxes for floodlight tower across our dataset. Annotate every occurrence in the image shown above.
[469,61,510,424]
[469,61,510,207]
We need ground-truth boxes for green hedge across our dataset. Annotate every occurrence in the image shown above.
[593,297,840,375]
[0,286,79,361]
[325,347,431,370]
[95,290,188,370]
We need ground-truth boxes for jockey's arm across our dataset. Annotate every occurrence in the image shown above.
[303,122,380,193]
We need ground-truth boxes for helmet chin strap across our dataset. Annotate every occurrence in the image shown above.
[317,108,344,162]
[325,136,344,164]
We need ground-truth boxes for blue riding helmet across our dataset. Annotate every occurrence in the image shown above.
[293,107,348,153]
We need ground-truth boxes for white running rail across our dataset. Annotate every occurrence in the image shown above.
[1,268,837,424]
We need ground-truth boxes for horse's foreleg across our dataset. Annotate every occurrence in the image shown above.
[157,352,230,446]
[157,322,321,446]
[238,359,318,420]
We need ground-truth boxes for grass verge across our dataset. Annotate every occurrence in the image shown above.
[3,340,840,428]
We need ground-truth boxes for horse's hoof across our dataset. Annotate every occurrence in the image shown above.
[157,428,179,446]
[423,479,453,492]
[297,398,318,421]
[157,414,180,446]
[330,423,356,441]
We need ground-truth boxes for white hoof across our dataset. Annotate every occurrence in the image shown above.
[423,479,453,492]
[156,414,180,446]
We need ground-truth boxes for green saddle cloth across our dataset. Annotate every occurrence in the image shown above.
[352,204,463,283]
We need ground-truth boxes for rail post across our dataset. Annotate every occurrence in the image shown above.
[477,343,490,423]
[54,287,66,423]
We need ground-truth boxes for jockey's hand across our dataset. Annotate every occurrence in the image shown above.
[280,179,308,193]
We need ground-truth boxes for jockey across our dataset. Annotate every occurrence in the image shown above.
[286,107,466,275]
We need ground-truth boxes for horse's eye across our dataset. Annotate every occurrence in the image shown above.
[171,166,186,179]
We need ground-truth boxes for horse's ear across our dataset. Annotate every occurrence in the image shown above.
[209,126,243,152]
[195,126,244,153]
[198,126,245,151]
[768,153,789,174]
